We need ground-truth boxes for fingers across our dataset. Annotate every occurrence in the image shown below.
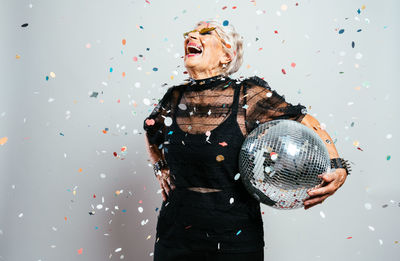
[304,193,330,210]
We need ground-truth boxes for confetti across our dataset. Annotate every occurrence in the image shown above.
[338,29,345,34]
[122,39,126,45]
[216,155,225,162]
[386,155,391,161]
[223,20,229,26]
[234,173,240,180]
[21,23,29,27]
[0,137,8,145]
[219,142,228,147]
[320,211,326,218]
[236,230,241,235]
[77,248,83,255]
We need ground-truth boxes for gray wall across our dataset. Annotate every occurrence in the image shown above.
[1,0,399,260]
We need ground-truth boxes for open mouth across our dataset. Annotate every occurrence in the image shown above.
[186,45,203,57]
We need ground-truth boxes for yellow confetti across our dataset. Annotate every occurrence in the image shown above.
[361,5,366,10]
[73,190,76,196]
[216,155,225,162]
[246,64,251,69]
[16,54,20,59]
[146,235,151,240]
[50,72,56,78]
[0,137,8,145]
[353,140,359,147]
[78,168,83,172]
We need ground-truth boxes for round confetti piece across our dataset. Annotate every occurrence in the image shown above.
[364,203,372,210]
[216,155,224,162]
[270,152,278,161]
[0,137,8,145]
[205,131,211,136]
[178,103,187,110]
[229,197,234,204]
[50,72,56,78]
[153,67,158,71]
[234,173,240,180]
[164,117,172,126]
[281,4,288,11]
[223,20,229,26]
[96,204,103,209]
[338,29,345,34]
[122,39,126,45]
[77,248,83,255]
[266,92,272,98]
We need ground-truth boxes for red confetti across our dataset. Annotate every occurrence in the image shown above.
[122,39,126,45]
[291,62,296,68]
[145,119,155,126]
[139,200,143,204]
[93,194,96,198]
[133,56,138,62]
[296,2,299,6]
[185,225,192,229]
[145,0,150,4]
[232,6,237,9]
[117,99,121,103]
[219,142,228,147]
[274,30,278,34]
[222,6,227,10]
[357,147,363,151]
[258,47,263,51]
[77,248,83,255]
[113,152,118,157]
[346,236,352,239]
[281,68,286,74]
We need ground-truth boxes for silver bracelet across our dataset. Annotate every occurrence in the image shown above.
[153,159,168,177]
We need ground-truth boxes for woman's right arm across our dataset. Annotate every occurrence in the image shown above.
[144,129,175,201]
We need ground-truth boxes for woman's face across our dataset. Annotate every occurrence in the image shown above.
[183,24,231,77]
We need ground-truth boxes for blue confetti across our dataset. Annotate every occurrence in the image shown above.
[46,76,49,81]
[236,230,241,236]
[59,132,64,136]
[223,20,229,26]
[155,207,159,212]
[105,127,109,131]
[153,67,158,71]
[109,67,113,73]
[338,29,345,34]
[139,25,144,29]
[357,9,361,14]
[122,209,127,213]
[168,131,173,135]
[95,226,98,230]
[357,29,362,32]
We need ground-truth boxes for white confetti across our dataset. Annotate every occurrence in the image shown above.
[143,98,150,106]
[134,82,141,88]
[141,219,149,226]
[164,117,172,126]
[51,226,57,231]
[100,173,106,179]
[18,213,23,218]
[48,97,55,103]
[378,239,383,245]
[234,173,240,180]
[229,198,234,204]
[96,204,103,210]
[138,207,143,213]
[115,248,122,252]
[368,225,375,231]
[320,211,326,219]
[364,203,372,210]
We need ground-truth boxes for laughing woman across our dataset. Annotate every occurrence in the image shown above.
[143,19,349,261]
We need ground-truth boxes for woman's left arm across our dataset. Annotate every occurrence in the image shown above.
[300,114,348,210]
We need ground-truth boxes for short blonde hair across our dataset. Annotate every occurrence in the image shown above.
[193,19,244,76]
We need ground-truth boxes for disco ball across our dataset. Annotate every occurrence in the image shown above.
[239,119,331,210]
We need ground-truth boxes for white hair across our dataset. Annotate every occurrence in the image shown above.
[193,19,244,77]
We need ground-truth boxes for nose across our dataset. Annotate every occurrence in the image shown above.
[188,31,199,39]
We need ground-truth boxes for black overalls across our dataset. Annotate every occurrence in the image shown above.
[153,80,265,260]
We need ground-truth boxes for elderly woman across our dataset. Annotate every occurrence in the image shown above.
[143,19,349,261]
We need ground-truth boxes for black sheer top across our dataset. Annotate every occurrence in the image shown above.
[143,74,307,148]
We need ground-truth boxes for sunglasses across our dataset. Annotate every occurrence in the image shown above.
[183,27,231,49]
[183,27,217,38]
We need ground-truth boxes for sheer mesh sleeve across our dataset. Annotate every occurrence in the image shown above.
[243,76,307,135]
[143,86,177,148]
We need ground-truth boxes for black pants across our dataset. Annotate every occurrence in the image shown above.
[154,240,264,261]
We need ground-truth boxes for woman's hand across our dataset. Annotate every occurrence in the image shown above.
[156,168,176,201]
[303,168,347,210]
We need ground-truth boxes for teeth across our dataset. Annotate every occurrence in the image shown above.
[187,45,202,54]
